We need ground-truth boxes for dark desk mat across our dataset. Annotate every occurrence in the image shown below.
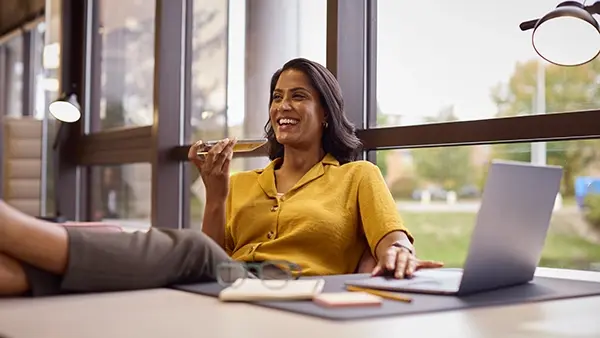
[172,273,600,321]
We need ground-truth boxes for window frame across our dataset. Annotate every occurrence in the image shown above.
[52,0,600,228]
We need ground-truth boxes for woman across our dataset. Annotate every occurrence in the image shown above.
[192,58,442,277]
[0,58,442,297]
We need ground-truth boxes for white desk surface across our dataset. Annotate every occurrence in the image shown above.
[1,267,599,338]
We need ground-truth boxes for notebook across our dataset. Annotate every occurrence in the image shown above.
[218,278,326,302]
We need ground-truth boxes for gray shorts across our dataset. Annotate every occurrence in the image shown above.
[22,227,231,296]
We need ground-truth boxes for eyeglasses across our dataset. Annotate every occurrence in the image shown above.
[216,260,302,289]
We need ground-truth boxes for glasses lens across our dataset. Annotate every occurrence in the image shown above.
[261,261,294,289]
[217,262,247,287]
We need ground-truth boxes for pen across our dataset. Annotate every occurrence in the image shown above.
[346,285,413,303]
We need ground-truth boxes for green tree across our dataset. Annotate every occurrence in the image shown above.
[490,59,600,196]
[411,105,474,191]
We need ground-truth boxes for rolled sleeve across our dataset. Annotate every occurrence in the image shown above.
[357,162,414,257]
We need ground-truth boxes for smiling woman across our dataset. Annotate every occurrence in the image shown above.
[0,58,437,298]
[264,58,363,165]
[195,57,442,279]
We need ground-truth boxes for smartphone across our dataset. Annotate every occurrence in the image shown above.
[196,138,268,156]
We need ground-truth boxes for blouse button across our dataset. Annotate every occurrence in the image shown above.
[270,205,278,212]
[267,231,274,239]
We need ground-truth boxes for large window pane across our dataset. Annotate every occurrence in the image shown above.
[90,164,151,231]
[376,0,600,127]
[190,0,228,143]
[99,0,155,130]
[0,26,50,217]
[374,139,600,271]
[193,0,326,167]
[241,0,327,143]
[188,0,327,229]
[34,21,60,217]
[33,23,51,120]
[5,35,24,117]
[40,0,62,218]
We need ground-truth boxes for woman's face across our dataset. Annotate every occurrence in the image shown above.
[269,69,326,149]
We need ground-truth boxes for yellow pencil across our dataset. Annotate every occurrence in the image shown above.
[346,285,413,303]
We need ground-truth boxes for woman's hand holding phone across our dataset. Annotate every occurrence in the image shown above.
[188,137,237,202]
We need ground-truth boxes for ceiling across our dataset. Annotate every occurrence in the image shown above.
[0,0,45,38]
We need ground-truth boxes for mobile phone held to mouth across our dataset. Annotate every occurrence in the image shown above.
[196,138,268,156]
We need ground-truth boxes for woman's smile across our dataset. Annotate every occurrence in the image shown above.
[276,117,301,133]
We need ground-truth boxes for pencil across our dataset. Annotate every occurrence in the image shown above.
[346,285,413,303]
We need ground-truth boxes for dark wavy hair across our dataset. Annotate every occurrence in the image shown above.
[264,58,363,164]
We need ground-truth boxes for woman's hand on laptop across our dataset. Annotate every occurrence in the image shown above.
[371,248,444,279]
[372,232,444,279]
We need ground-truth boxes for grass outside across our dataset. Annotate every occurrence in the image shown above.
[403,211,600,270]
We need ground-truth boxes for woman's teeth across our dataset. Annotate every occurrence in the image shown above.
[278,118,299,125]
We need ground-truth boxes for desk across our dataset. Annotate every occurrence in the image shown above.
[1,267,599,338]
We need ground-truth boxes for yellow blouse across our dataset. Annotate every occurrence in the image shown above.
[224,153,413,276]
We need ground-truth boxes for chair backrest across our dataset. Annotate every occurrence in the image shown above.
[1,117,42,216]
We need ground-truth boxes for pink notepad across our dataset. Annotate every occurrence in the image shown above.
[313,292,383,308]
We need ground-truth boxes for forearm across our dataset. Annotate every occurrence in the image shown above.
[375,230,414,259]
[201,200,226,249]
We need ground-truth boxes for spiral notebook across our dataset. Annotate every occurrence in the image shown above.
[218,278,326,302]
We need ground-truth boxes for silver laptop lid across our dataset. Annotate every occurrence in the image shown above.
[458,160,563,295]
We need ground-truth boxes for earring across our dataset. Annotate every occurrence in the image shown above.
[323,121,329,128]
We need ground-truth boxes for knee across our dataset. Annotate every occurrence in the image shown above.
[156,230,230,284]
[0,253,29,296]
[161,229,222,254]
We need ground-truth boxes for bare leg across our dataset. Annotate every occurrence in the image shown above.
[0,253,28,296]
[0,200,68,275]
[0,199,231,295]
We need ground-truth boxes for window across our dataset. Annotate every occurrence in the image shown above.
[39,0,63,217]
[376,0,600,127]
[90,164,152,231]
[0,25,53,216]
[32,23,51,120]
[188,0,327,228]
[98,0,156,130]
[240,0,327,142]
[191,0,327,168]
[189,0,228,143]
[4,35,24,117]
[374,140,600,271]
[34,21,61,217]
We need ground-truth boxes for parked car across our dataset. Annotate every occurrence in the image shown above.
[412,187,448,201]
[458,184,480,199]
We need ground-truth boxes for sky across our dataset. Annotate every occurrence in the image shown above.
[222,0,570,127]
[376,0,564,124]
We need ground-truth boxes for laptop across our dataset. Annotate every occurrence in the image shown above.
[346,160,563,296]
